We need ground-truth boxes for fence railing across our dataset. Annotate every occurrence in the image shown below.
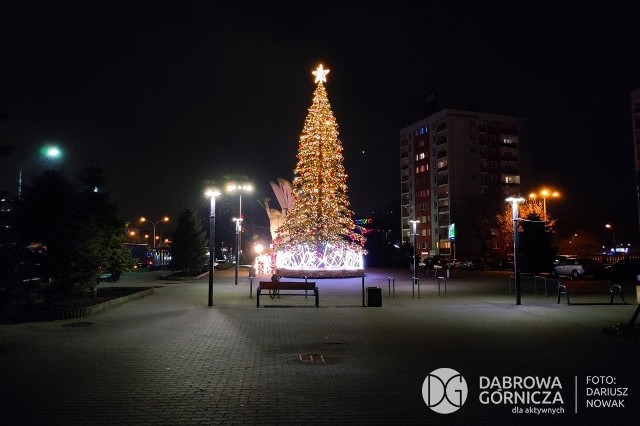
[590,254,639,265]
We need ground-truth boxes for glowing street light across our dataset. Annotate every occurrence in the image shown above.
[205,189,221,307]
[18,144,63,199]
[528,188,560,221]
[605,223,616,248]
[140,216,169,249]
[232,217,244,285]
[410,219,419,281]
[506,196,525,305]
[227,182,253,285]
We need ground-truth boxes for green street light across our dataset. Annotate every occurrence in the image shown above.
[18,144,63,199]
[40,145,62,158]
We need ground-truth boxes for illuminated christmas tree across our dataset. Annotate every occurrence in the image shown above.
[274,64,365,278]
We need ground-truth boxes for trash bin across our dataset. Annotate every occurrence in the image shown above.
[367,287,382,307]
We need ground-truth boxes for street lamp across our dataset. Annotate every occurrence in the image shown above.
[140,216,169,249]
[232,217,243,285]
[605,224,616,249]
[528,188,560,221]
[410,219,419,280]
[205,189,221,306]
[506,196,525,305]
[18,144,63,199]
[227,182,253,285]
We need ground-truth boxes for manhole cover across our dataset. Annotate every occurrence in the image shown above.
[61,321,93,327]
[299,353,325,363]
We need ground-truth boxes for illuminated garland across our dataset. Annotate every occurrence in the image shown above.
[276,242,363,270]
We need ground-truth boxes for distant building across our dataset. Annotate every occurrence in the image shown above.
[630,89,640,237]
[399,109,532,259]
[0,191,17,236]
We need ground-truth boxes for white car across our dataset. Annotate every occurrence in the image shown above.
[553,258,604,279]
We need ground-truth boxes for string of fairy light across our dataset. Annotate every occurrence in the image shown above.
[274,64,365,250]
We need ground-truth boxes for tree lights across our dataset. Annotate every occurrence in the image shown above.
[273,65,365,277]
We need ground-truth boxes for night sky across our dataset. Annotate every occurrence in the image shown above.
[2,2,640,247]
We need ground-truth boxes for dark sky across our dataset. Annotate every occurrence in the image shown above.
[2,1,640,246]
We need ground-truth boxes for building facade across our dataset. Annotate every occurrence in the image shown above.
[630,89,640,238]
[400,109,531,260]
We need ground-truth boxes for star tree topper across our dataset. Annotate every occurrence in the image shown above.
[312,64,330,84]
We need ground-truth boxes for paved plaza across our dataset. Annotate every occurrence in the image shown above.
[1,267,640,425]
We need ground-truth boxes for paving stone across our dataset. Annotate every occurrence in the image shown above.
[0,268,639,424]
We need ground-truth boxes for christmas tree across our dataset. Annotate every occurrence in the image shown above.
[274,65,365,277]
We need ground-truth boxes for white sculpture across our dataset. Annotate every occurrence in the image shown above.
[263,178,294,240]
[270,178,294,214]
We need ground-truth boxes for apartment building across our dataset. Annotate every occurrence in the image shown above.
[630,89,640,235]
[400,109,531,259]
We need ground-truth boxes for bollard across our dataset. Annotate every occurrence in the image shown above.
[412,277,420,298]
[437,276,447,297]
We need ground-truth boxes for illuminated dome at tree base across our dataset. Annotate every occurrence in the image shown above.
[276,268,365,279]
[272,242,365,279]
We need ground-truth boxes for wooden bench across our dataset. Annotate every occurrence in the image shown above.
[257,281,319,307]
[557,280,625,305]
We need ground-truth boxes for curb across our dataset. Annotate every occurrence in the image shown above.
[159,272,209,281]
[8,287,154,323]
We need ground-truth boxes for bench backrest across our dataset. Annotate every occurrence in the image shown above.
[559,280,612,291]
[259,281,316,291]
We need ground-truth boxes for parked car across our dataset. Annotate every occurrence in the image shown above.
[553,255,574,266]
[490,256,514,270]
[420,255,443,270]
[552,258,604,279]
[446,259,462,270]
[603,258,640,283]
[459,258,486,271]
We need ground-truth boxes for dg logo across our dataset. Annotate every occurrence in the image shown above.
[422,368,469,414]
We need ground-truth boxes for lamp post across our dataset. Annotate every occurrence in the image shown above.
[205,189,221,306]
[605,224,616,249]
[528,188,560,221]
[410,220,419,280]
[232,217,243,285]
[18,144,63,200]
[227,182,253,285]
[140,216,169,248]
[506,196,525,305]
